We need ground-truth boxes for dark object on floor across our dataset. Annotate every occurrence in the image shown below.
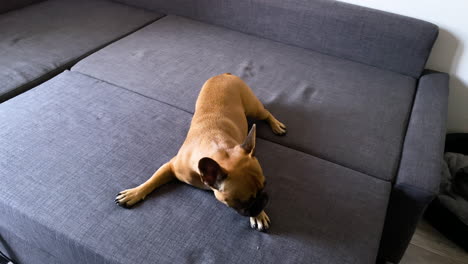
[445,133,468,155]
[454,167,468,201]
[425,133,468,252]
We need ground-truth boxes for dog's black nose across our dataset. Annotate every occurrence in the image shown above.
[233,191,269,217]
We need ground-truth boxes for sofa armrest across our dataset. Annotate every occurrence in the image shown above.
[377,70,449,263]
[397,70,449,192]
[0,0,43,14]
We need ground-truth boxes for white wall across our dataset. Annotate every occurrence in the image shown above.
[339,0,468,133]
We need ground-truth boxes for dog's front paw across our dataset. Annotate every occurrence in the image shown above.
[250,211,270,232]
[115,187,145,208]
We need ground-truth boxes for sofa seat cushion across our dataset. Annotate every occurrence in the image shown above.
[0,71,390,263]
[73,15,416,181]
[0,0,162,102]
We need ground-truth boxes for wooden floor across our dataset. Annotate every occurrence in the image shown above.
[400,220,468,264]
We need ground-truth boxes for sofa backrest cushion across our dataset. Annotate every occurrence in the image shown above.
[0,0,44,14]
[113,0,438,78]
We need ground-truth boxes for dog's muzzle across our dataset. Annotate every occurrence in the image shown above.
[236,191,269,217]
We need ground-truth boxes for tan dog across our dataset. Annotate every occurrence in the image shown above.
[115,73,286,231]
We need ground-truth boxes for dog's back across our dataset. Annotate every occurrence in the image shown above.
[170,73,251,188]
[190,73,250,145]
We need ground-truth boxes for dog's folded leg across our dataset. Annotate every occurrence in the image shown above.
[115,161,175,208]
[238,78,286,136]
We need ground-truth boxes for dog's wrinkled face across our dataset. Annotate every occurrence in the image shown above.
[214,153,268,217]
[198,125,268,217]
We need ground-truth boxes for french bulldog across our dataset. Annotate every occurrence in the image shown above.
[115,73,286,231]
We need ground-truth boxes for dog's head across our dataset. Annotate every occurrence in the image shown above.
[198,124,268,217]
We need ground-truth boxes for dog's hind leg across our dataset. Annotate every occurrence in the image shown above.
[260,109,287,136]
[115,161,175,208]
[240,83,286,136]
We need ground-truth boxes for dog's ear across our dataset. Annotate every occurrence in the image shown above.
[198,157,227,190]
[241,124,256,156]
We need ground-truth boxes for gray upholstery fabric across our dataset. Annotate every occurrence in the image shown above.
[0,0,43,14]
[378,184,435,264]
[0,0,161,102]
[73,16,416,181]
[397,71,449,193]
[377,70,449,264]
[112,0,438,78]
[0,71,390,264]
[0,227,60,264]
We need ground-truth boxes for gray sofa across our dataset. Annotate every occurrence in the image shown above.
[0,0,449,263]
